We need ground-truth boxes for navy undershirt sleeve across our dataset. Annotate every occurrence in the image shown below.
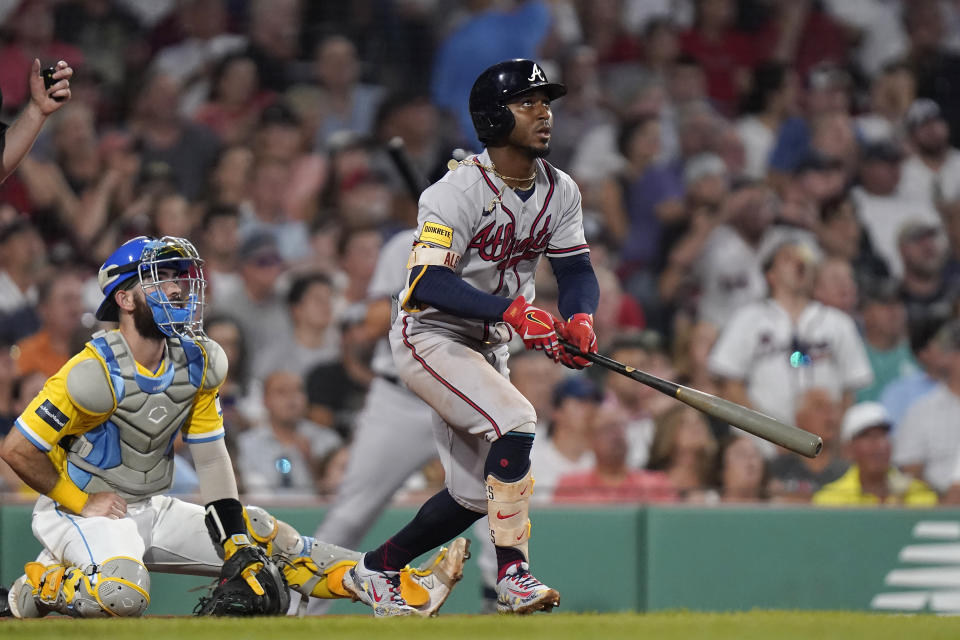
[550,253,599,319]
[409,265,511,320]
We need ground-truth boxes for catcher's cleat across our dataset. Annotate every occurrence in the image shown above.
[342,555,418,617]
[405,537,471,617]
[495,562,560,614]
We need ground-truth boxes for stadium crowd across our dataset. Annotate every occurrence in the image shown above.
[2,0,960,508]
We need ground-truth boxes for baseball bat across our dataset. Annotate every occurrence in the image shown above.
[559,340,823,458]
[386,136,429,203]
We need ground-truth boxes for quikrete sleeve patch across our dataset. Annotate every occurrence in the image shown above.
[419,222,454,248]
[36,400,69,431]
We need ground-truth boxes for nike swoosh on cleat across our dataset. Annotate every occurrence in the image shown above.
[370,583,384,603]
[496,510,520,519]
[509,588,533,598]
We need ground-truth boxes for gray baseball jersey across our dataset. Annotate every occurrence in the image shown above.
[389,151,590,511]
[397,149,589,342]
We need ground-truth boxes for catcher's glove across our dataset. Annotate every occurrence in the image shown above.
[195,544,290,616]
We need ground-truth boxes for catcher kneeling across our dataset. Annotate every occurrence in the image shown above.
[0,236,468,618]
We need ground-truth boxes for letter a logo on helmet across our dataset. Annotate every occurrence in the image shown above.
[527,64,545,83]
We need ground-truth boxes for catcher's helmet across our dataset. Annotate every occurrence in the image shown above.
[96,235,206,339]
[469,59,566,146]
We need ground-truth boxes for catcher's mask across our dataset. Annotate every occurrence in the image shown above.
[96,235,206,339]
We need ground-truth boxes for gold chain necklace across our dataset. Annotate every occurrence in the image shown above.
[448,157,537,190]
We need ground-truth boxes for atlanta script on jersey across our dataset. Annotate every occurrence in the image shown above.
[399,149,589,342]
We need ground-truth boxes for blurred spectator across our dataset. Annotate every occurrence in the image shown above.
[205,144,253,207]
[243,0,302,93]
[592,264,645,347]
[769,63,851,175]
[896,220,955,329]
[813,256,858,316]
[0,0,83,111]
[894,320,960,494]
[677,180,775,328]
[203,314,250,436]
[197,204,242,307]
[429,0,553,146]
[898,98,960,209]
[709,239,873,456]
[604,332,679,469]
[149,192,192,239]
[553,403,677,503]
[856,61,916,144]
[814,402,937,506]
[678,0,764,116]
[240,136,313,262]
[548,45,614,171]
[856,278,917,402]
[333,225,382,311]
[210,232,290,360]
[311,35,386,150]
[373,90,450,188]
[19,104,139,249]
[904,0,960,148]
[0,218,44,332]
[601,115,683,330]
[128,72,221,200]
[13,268,85,377]
[151,0,247,112]
[53,0,145,98]
[852,141,940,278]
[529,376,603,503]
[510,349,565,432]
[815,193,890,287]
[647,405,717,501]
[716,434,769,502]
[736,61,799,180]
[822,0,908,79]
[236,369,341,498]
[251,271,340,382]
[193,54,271,145]
[880,310,951,430]
[768,388,848,502]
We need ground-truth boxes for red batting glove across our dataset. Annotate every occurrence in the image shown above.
[555,313,597,369]
[503,295,560,361]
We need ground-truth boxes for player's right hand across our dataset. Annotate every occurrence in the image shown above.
[81,491,127,519]
[503,295,560,361]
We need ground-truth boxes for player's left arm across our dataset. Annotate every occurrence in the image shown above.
[547,180,599,368]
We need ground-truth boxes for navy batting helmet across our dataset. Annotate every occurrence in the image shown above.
[469,59,566,146]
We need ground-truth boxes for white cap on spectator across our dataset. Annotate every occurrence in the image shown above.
[683,152,727,186]
[841,402,891,443]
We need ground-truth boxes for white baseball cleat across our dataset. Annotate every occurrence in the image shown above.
[495,562,560,614]
[406,537,471,617]
[343,555,418,617]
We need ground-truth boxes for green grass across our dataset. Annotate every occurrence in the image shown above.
[1,611,958,640]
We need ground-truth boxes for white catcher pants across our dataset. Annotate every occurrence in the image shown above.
[29,494,221,577]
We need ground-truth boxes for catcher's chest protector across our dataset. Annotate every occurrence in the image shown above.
[64,330,209,500]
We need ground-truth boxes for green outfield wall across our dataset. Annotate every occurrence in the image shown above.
[2,504,959,615]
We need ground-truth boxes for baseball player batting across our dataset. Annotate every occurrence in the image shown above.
[298,227,454,616]
[343,59,600,615]
[0,236,464,619]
